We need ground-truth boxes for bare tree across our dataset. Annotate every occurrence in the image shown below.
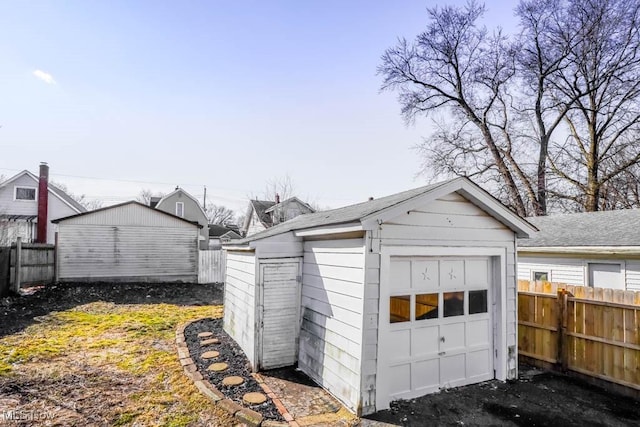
[381,0,640,215]
[379,1,528,216]
[136,189,165,206]
[52,182,104,211]
[263,174,295,202]
[548,0,640,211]
[206,203,236,225]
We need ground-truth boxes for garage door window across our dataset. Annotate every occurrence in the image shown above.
[390,295,410,323]
[469,290,488,314]
[443,291,464,317]
[415,293,438,320]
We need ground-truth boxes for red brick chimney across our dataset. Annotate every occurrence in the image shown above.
[36,162,49,243]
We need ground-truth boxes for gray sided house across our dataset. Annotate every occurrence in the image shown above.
[154,188,209,249]
[518,209,640,290]
[53,201,201,283]
[223,177,535,415]
[242,196,315,237]
[0,164,85,244]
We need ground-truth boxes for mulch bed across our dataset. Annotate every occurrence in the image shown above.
[185,318,284,422]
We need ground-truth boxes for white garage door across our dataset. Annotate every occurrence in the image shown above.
[259,259,301,370]
[378,257,493,405]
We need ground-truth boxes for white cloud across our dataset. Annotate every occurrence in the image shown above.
[33,69,56,84]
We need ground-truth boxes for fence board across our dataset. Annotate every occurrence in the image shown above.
[518,280,640,393]
[198,250,225,284]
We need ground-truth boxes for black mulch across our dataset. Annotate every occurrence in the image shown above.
[184,318,284,422]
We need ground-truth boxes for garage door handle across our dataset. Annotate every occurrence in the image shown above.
[440,336,445,343]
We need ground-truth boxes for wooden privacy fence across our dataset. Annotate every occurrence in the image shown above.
[0,238,55,295]
[518,280,640,392]
[198,249,225,284]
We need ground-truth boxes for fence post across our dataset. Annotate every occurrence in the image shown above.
[13,237,22,293]
[557,289,569,371]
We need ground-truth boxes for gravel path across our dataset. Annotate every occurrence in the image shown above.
[185,318,284,422]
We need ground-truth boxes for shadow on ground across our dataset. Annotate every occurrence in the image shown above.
[365,366,640,426]
[0,282,223,337]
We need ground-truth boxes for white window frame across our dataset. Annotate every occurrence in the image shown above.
[584,260,625,289]
[531,270,551,282]
[176,202,184,218]
[14,186,37,201]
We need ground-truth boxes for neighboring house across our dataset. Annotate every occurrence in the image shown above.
[518,209,640,291]
[208,224,241,249]
[242,195,315,236]
[154,187,209,250]
[53,201,200,283]
[0,163,86,245]
[222,177,535,415]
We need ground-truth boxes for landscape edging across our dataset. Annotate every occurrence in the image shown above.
[175,318,296,427]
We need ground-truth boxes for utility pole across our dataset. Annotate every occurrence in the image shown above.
[203,185,207,212]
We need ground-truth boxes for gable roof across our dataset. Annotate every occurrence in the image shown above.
[209,223,240,238]
[263,197,315,214]
[155,188,207,219]
[220,230,241,240]
[0,170,86,213]
[248,199,276,228]
[520,209,640,248]
[51,200,202,227]
[229,177,536,245]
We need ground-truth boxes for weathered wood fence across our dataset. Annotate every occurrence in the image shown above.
[0,238,55,295]
[198,249,225,284]
[518,280,640,393]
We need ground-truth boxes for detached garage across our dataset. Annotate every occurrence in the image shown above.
[222,177,536,415]
[53,201,200,282]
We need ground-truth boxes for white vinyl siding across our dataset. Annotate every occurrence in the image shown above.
[224,251,258,368]
[626,261,640,291]
[299,238,365,411]
[517,256,586,285]
[519,255,640,291]
[361,192,517,415]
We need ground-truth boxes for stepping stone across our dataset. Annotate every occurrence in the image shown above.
[197,332,213,338]
[200,338,219,346]
[201,350,219,359]
[243,392,267,405]
[222,376,244,386]
[207,362,228,372]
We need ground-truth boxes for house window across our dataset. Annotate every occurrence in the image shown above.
[176,202,184,217]
[532,271,550,282]
[15,186,36,201]
[443,291,464,317]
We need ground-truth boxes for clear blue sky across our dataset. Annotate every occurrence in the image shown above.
[0,0,520,214]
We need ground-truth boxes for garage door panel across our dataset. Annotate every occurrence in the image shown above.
[388,329,411,362]
[465,259,488,286]
[411,260,439,290]
[466,319,490,347]
[411,325,439,357]
[440,322,465,352]
[413,358,439,391]
[389,363,411,397]
[467,349,491,378]
[390,260,411,289]
[440,260,465,287]
[440,353,466,385]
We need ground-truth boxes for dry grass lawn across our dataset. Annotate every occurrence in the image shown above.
[0,300,233,426]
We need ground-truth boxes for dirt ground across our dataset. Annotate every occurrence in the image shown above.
[365,366,640,426]
[0,282,234,426]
